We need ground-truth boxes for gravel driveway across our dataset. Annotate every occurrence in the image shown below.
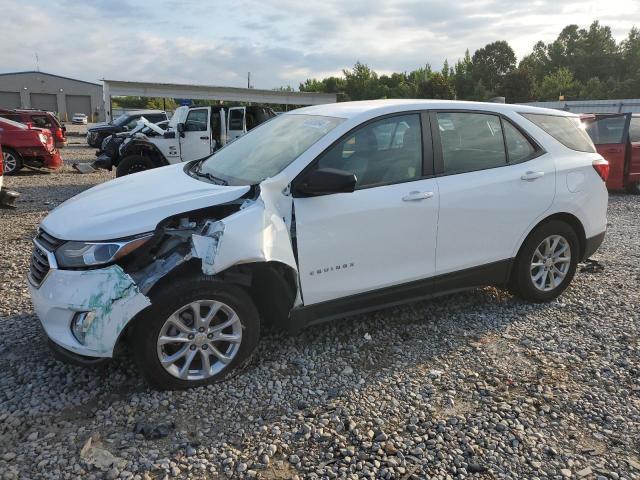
[1,143,639,479]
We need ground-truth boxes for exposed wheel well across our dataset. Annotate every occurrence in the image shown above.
[124,143,169,168]
[113,260,298,357]
[519,212,586,261]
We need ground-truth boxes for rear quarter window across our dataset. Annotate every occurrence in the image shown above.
[630,117,640,143]
[521,113,595,153]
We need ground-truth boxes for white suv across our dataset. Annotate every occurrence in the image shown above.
[28,100,608,390]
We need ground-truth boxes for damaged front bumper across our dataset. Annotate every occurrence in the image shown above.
[29,265,151,359]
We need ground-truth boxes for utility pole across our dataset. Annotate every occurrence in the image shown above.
[35,52,39,72]
[247,72,251,89]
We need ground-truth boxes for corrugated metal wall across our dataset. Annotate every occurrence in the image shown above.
[522,99,640,114]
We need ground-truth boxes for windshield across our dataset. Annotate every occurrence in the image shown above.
[112,114,130,126]
[195,114,344,185]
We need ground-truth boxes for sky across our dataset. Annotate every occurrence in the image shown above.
[0,0,638,90]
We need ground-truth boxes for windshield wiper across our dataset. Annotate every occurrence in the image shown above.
[191,168,228,186]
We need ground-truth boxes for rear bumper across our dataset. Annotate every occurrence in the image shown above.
[583,231,606,260]
[0,187,19,208]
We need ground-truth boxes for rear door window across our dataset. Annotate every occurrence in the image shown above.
[584,116,628,144]
[503,120,537,163]
[436,112,507,175]
[521,113,595,152]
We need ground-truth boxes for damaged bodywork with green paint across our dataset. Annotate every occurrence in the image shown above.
[31,174,299,360]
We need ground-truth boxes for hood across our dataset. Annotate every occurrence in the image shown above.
[41,164,250,241]
[89,123,122,133]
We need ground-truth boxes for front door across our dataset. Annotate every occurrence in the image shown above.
[293,112,439,305]
[179,107,212,162]
[431,111,556,275]
[584,113,632,190]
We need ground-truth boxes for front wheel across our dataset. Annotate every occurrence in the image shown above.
[509,220,579,302]
[116,154,155,177]
[130,276,260,390]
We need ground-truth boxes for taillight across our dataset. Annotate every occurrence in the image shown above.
[55,128,64,140]
[592,158,609,182]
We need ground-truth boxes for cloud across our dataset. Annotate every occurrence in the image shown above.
[0,0,637,90]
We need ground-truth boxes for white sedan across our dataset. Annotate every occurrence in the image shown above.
[71,113,88,125]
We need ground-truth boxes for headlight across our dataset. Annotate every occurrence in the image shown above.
[55,234,153,268]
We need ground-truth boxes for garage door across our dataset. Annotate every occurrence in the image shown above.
[65,95,92,120]
[0,91,21,109]
[30,93,58,112]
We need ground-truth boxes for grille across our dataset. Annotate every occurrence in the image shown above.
[29,230,64,287]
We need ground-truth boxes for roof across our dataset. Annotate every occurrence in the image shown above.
[0,71,101,87]
[290,99,577,120]
[119,110,166,115]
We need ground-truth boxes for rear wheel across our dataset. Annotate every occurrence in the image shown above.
[116,154,155,177]
[130,276,260,390]
[2,148,23,175]
[509,220,579,302]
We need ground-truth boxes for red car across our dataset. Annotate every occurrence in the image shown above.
[582,113,640,193]
[0,108,67,149]
[0,117,62,175]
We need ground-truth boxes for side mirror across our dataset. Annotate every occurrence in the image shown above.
[293,168,357,197]
[176,122,185,137]
[163,131,176,139]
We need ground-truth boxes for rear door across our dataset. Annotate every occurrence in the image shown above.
[227,107,246,142]
[432,110,554,276]
[179,107,212,161]
[584,113,631,190]
[628,116,640,190]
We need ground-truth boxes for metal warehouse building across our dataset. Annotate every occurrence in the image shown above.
[0,71,104,121]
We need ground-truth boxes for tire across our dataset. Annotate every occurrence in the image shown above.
[509,220,579,302]
[2,148,23,175]
[626,181,640,195]
[116,154,155,177]
[130,275,260,390]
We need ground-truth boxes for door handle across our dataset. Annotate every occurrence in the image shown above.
[200,136,209,140]
[521,171,544,181]
[604,147,621,153]
[402,191,434,201]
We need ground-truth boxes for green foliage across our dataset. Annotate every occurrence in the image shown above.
[298,22,639,103]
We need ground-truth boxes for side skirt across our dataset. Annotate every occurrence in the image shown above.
[288,259,513,333]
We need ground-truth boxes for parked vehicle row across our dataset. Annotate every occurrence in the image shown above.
[86,110,168,148]
[581,113,640,193]
[93,105,276,177]
[28,100,608,390]
[0,117,62,174]
[0,108,67,149]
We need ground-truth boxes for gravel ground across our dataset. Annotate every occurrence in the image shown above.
[0,144,639,480]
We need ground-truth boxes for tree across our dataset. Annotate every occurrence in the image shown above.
[501,69,535,103]
[343,61,381,101]
[418,73,454,99]
[579,77,606,100]
[538,68,577,100]
[472,41,516,94]
[454,50,474,99]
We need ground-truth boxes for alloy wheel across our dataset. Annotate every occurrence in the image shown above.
[530,234,571,291]
[156,300,242,381]
[3,152,17,174]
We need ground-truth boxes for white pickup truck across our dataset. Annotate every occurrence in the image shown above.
[106,105,276,177]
